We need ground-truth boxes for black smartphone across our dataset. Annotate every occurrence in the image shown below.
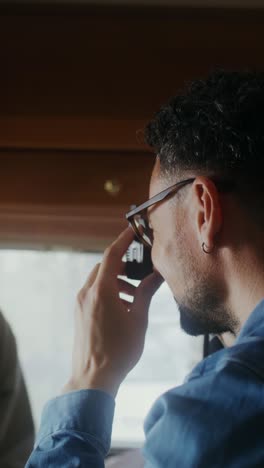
[125,236,153,280]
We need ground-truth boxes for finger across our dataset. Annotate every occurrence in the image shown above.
[117,278,137,297]
[98,227,135,279]
[120,299,133,313]
[118,260,127,278]
[82,263,101,290]
[120,297,134,308]
[132,272,164,317]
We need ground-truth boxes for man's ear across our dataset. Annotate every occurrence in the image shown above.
[193,176,222,251]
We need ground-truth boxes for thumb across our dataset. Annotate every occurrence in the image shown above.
[133,271,164,318]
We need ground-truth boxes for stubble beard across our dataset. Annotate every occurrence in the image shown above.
[175,272,238,337]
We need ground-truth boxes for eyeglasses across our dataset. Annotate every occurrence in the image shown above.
[125,178,195,247]
[126,177,235,248]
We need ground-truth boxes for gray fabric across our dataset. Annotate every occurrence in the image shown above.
[0,311,34,467]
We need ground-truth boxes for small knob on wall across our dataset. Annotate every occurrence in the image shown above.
[104,179,122,196]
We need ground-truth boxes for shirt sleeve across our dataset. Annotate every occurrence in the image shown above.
[25,389,115,468]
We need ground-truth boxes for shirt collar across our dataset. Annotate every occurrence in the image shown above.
[235,298,264,344]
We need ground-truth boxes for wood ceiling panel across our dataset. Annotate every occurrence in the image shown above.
[0,5,264,150]
[0,149,154,249]
[0,150,154,206]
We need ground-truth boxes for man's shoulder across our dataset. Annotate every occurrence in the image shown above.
[146,336,264,431]
[144,338,264,468]
[188,333,264,384]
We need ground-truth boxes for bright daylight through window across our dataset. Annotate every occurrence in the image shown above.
[0,249,203,447]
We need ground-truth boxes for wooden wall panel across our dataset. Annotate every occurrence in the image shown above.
[1,5,264,150]
[0,4,264,248]
[0,204,128,251]
[0,150,154,249]
[0,151,153,206]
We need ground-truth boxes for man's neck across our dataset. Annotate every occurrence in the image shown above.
[221,262,264,347]
[217,332,236,348]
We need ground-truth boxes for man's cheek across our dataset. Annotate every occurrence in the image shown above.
[151,243,164,277]
[151,244,170,281]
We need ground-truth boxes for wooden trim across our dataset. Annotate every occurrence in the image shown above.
[1,4,264,16]
[4,1,264,7]
[0,150,154,206]
[0,117,147,151]
[0,204,128,251]
[0,149,154,250]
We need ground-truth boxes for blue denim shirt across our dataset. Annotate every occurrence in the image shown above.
[26,299,264,467]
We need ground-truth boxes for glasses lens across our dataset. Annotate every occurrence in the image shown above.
[133,213,153,247]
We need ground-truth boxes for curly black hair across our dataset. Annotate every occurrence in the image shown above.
[145,70,264,226]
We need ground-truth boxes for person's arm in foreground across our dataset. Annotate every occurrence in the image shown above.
[0,311,35,467]
[26,227,163,468]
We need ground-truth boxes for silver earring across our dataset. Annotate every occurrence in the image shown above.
[202,242,213,254]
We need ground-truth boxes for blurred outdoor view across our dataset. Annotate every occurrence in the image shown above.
[0,249,203,447]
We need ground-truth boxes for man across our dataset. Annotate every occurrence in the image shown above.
[26,70,264,467]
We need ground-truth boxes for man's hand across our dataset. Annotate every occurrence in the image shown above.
[62,227,164,398]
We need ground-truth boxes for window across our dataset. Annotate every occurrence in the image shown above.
[0,249,203,447]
